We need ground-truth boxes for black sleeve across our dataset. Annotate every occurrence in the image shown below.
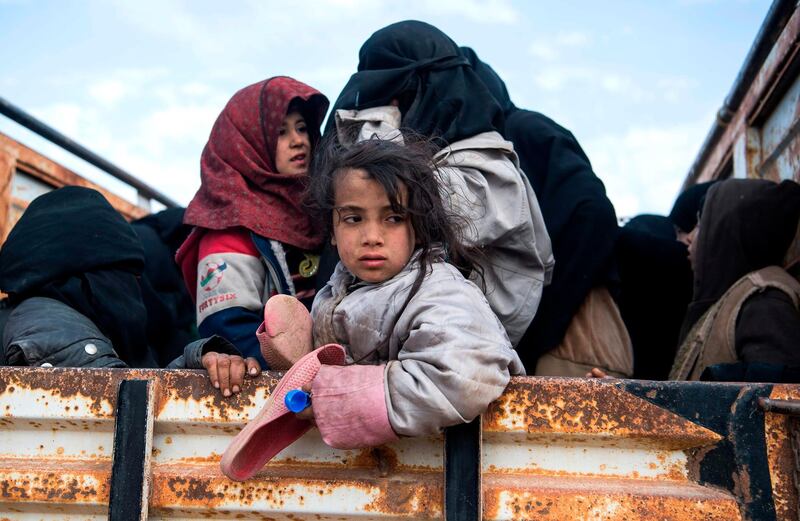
[166,335,243,369]
[736,288,800,366]
[510,111,619,358]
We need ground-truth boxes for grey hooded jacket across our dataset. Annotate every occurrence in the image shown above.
[335,107,554,346]
[312,251,525,437]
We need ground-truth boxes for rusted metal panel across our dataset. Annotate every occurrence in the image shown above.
[693,5,800,184]
[758,72,800,181]
[0,144,13,245]
[732,128,763,179]
[0,132,147,245]
[764,385,800,520]
[760,70,800,155]
[483,476,742,520]
[1,368,760,520]
[484,379,720,449]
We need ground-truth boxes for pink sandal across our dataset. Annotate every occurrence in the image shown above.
[220,343,346,481]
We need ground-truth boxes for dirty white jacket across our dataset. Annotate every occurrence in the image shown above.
[335,107,554,346]
[311,251,525,443]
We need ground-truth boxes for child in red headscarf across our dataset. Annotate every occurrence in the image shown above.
[177,77,329,383]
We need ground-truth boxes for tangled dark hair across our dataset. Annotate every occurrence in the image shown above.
[307,132,484,301]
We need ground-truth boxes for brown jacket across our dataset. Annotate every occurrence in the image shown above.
[670,266,800,380]
[671,179,800,380]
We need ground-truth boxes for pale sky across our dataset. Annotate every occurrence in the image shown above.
[0,0,770,217]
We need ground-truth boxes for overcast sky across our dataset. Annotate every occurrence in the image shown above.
[0,0,770,216]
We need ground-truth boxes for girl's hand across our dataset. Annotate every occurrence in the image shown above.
[202,352,261,397]
[294,382,316,426]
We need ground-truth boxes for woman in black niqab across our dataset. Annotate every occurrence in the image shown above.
[0,186,154,367]
[461,47,621,368]
[327,21,504,146]
[321,23,555,350]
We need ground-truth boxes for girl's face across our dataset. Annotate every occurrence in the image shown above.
[331,168,416,283]
[275,111,310,175]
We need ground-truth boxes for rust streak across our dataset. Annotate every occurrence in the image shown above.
[151,464,443,516]
[0,460,110,505]
[483,474,742,520]
[484,378,721,450]
[765,385,800,520]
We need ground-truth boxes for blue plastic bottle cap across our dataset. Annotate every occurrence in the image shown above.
[284,389,311,413]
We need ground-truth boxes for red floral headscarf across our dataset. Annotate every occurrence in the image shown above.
[184,76,329,249]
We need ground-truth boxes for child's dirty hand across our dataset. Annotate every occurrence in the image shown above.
[295,382,316,426]
[202,352,262,397]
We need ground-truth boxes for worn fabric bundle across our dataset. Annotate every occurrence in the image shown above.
[0,186,152,367]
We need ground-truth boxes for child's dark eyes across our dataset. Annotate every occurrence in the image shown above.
[278,125,306,136]
[336,212,405,225]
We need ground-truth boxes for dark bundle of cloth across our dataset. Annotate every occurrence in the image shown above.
[0,186,156,367]
[616,224,693,379]
[615,181,717,379]
[461,47,619,365]
[326,21,504,146]
[624,214,676,239]
[669,181,718,234]
[132,208,196,366]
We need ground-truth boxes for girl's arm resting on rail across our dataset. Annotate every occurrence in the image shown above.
[312,364,398,449]
[312,268,520,448]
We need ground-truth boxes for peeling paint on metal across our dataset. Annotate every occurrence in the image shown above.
[764,385,800,520]
[0,368,763,519]
[693,7,800,184]
[484,379,721,450]
[150,467,443,517]
[484,475,742,520]
[0,463,109,505]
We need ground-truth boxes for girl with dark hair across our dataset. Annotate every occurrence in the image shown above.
[324,21,554,348]
[255,137,524,452]
[176,77,330,377]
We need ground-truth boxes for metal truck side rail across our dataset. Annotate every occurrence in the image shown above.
[684,0,800,186]
[0,132,148,244]
[0,96,179,209]
[1,367,797,520]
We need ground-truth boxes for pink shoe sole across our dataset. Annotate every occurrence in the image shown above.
[220,343,346,481]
